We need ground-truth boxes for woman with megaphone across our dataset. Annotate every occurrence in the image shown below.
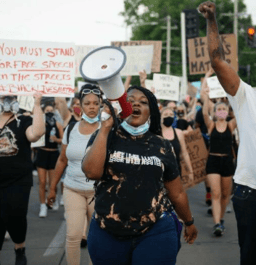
[82,86,198,265]
[47,84,102,265]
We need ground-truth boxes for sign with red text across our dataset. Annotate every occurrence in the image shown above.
[111,40,162,72]
[153,74,180,101]
[75,45,100,77]
[207,76,227,98]
[180,129,208,189]
[0,39,75,97]
[188,34,238,75]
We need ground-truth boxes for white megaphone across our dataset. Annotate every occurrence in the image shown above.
[79,46,132,119]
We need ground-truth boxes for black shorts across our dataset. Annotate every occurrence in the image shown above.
[35,149,59,170]
[206,154,235,177]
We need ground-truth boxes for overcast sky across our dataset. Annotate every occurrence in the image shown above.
[0,0,255,46]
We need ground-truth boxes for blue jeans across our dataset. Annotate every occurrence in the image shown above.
[88,212,180,265]
[232,183,256,265]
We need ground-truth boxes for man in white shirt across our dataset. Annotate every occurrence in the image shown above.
[199,2,256,265]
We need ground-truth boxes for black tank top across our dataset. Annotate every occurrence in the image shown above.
[64,115,78,130]
[169,128,181,173]
[209,124,233,155]
[45,116,60,149]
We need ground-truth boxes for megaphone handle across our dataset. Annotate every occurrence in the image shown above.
[117,92,133,119]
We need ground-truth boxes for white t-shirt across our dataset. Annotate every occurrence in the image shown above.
[227,79,256,189]
[62,122,100,190]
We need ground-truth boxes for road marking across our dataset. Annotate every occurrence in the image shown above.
[43,221,66,257]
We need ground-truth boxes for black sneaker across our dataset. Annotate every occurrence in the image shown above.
[213,224,224,237]
[207,206,212,215]
[15,247,27,265]
[80,238,87,248]
[220,220,225,231]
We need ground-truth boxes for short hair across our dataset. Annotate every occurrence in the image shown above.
[42,102,54,112]
[127,86,162,136]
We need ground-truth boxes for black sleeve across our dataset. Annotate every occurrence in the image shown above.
[162,140,180,182]
[195,109,203,125]
[21,116,33,135]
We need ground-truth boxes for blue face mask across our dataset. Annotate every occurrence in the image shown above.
[82,113,99,124]
[121,120,150,136]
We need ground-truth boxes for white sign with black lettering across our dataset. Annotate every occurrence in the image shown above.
[17,96,34,112]
[120,45,154,76]
[207,76,227,99]
[153,74,180,101]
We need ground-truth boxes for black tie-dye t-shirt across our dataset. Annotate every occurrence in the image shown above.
[86,126,179,238]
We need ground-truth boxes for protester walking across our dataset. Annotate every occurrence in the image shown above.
[47,84,102,265]
[199,1,256,263]
[82,86,198,265]
[0,93,45,265]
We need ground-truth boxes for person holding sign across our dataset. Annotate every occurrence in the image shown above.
[0,93,45,265]
[47,84,102,265]
[161,107,194,183]
[199,1,256,263]
[82,86,197,265]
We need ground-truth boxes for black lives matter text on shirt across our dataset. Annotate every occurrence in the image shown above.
[0,115,33,187]
[86,126,179,238]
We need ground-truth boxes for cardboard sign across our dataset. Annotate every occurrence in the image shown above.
[207,76,227,98]
[75,45,99,77]
[188,34,238,75]
[153,74,180,101]
[180,129,208,189]
[0,39,75,97]
[120,45,154,76]
[17,95,34,112]
[111,40,162,73]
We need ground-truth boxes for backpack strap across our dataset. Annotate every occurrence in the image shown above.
[67,122,76,144]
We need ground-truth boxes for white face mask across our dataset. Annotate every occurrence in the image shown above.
[0,97,19,114]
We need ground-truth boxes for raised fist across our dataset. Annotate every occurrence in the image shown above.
[198,1,216,20]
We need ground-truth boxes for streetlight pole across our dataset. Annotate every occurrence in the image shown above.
[166,16,171,75]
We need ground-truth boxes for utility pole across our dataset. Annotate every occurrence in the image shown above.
[166,15,171,75]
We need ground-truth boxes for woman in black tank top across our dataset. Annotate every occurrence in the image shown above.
[161,107,194,185]
[202,93,237,237]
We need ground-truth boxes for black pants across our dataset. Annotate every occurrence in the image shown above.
[0,185,31,250]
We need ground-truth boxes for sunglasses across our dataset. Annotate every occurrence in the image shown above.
[81,88,101,96]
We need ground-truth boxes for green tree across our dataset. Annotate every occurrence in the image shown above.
[121,0,256,86]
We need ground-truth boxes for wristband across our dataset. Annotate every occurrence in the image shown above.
[185,217,194,226]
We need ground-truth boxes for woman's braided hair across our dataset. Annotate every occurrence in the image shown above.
[127,86,162,136]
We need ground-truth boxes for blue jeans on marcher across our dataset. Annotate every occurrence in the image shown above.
[88,212,180,265]
[232,183,256,265]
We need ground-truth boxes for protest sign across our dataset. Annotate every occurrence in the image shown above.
[31,135,45,148]
[120,45,154,76]
[0,39,75,97]
[17,95,34,112]
[153,74,180,101]
[75,45,99,77]
[188,34,238,75]
[207,76,227,98]
[145,79,154,91]
[111,40,162,72]
[180,129,208,189]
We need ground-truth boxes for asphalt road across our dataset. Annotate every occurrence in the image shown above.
[1,177,240,265]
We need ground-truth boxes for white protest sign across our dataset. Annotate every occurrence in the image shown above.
[120,45,154,76]
[145,79,154,91]
[0,39,75,97]
[207,76,227,99]
[31,135,45,148]
[17,96,34,112]
[153,74,180,101]
[75,45,100,77]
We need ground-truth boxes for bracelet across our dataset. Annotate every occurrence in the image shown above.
[184,217,194,226]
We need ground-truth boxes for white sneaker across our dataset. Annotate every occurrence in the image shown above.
[60,195,64,206]
[226,205,232,213]
[52,198,59,211]
[4,231,10,240]
[39,204,48,218]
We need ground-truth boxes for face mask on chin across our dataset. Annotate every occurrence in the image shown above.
[163,116,174,127]
[121,119,150,136]
[82,113,100,124]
